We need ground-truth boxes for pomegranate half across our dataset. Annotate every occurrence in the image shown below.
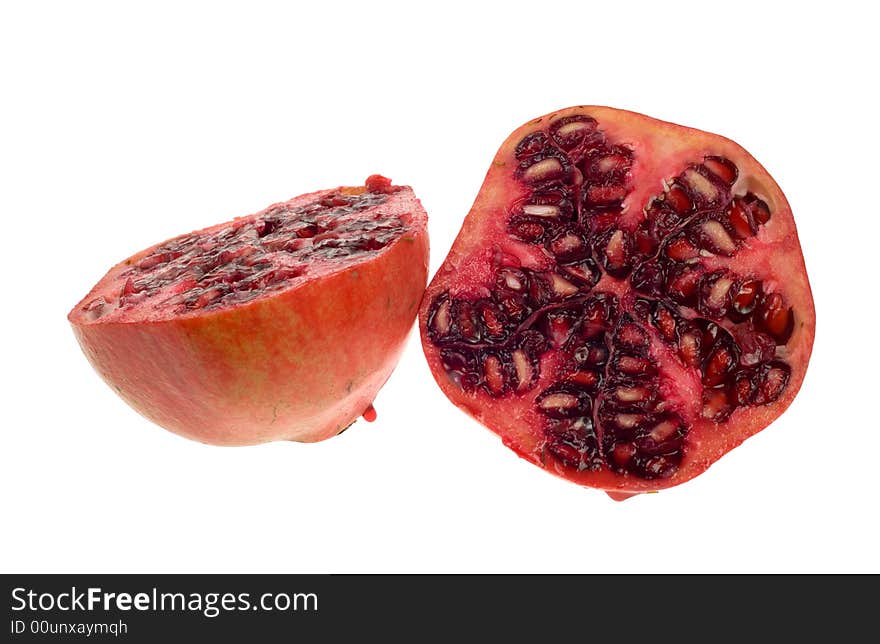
[419,107,814,498]
[70,176,429,446]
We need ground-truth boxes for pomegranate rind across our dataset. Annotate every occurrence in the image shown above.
[419,106,815,495]
[70,181,429,446]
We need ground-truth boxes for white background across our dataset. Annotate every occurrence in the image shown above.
[2,1,877,573]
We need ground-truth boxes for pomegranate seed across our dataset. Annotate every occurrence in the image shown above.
[480,302,506,339]
[703,344,736,386]
[586,184,627,204]
[616,413,645,429]
[649,418,680,442]
[699,219,737,256]
[630,261,665,296]
[702,156,738,185]
[653,305,677,341]
[595,153,631,174]
[522,157,565,183]
[733,280,762,317]
[320,194,350,208]
[545,312,574,348]
[567,370,600,389]
[616,386,649,403]
[121,278,139,297]
[737,330,776,367]
[730,372,755,406]
[483,355,506,395]
[364,175,392,193]
[605,229,628,267]
[516,132,549,159]
[728,198,757,239]
[498,268,527,292]
[616,355,654,376]
[668,267,700,303]
[456,302,480,342]
[683,168,720,202]
[522,204,561,217]
[295,224,320,238]
[191,286,228,309]
[136,251,180,271]
[679,331,702,368]
[548,273,579,298]
[667,237,700,261]
[549,232,588,261]
[635,225,658,255]
[755,363,790,404]
[561,260,600,287]
[498,295,527,322]
[702,388,732,421]
[512,350,535,391]
[510,220,545,242]
[617,323,648,348]
[538,392,580,413]
[551,117,597,149]
[256,218,283,237]
[704,275,734,312]
[665,185,693,214]
[586,345,608,365]
[757,293,794,344]
[644,455,678,479]
[547,440,582,467]
[83,297,108,321]
[431,297,452,336]
[612,442,637,466]
[531,187,569,207]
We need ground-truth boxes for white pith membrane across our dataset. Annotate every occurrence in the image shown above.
[427,115,795,481]
[79,190,406,323]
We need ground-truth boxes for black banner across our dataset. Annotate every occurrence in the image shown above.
[2,574,872,640]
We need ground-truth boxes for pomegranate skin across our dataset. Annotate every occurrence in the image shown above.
[70,182,429,446]
[419,106,815,496]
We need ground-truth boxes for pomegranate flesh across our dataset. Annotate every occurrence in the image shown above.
[419,107,814,498]
[70,176,429,446]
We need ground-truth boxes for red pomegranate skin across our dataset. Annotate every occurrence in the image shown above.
[70,180,429,446]
[419,106,814,497]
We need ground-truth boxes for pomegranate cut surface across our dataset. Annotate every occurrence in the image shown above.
[70,177,428,446]
[419,107,814,497]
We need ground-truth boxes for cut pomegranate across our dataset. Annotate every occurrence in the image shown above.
[419,107,815,498]
[70,177,429,445]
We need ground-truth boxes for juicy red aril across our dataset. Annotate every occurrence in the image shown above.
[652,303,678,341]
[699,273,735,317]
[483,354,508,395]
[537,387,592,418]
[732,280,763,318]
[423,109,803,486]
[479,302,507,340]
[752,362,791,405]
[550,115,598,150]
[756,293,795,344]
[666,237,700,261]
[664,185,694,214]
[548,230,590,262]
[703,342,738,387]
[703,156,738,185]
[599,229,632,277]
[728,198,757,238]
[510,219,547,243]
